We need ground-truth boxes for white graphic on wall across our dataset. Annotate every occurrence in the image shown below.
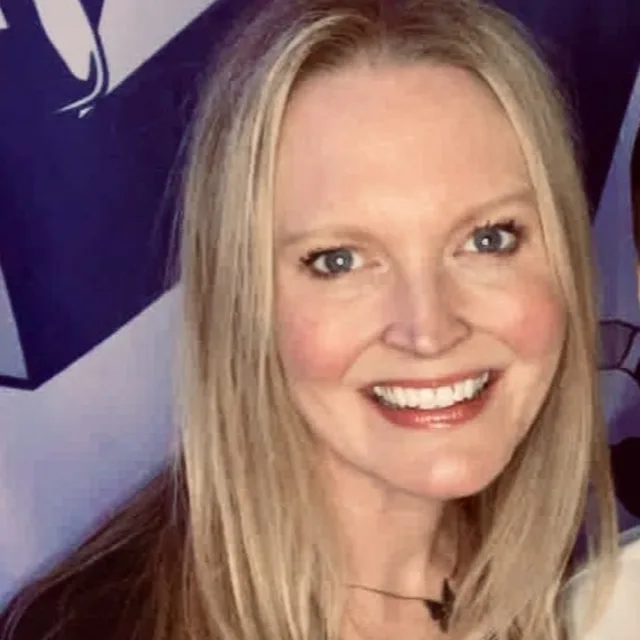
[1,0,219,114]
[0,264,27,380]
[98,0,218,94]
[31,0,107,113]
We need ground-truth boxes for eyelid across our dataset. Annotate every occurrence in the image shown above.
[301,244,360,265]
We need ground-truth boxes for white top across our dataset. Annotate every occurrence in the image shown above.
[566,528,640,639]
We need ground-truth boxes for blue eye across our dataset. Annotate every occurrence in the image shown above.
[301,247,364,277]
[464,220,521,254]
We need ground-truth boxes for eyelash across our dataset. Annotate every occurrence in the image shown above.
[300,245,359,280]
[468,218,525,255]
[299,219,526,279]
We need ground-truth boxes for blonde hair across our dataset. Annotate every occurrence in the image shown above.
[3,2,616,640]
[177,1,617,638]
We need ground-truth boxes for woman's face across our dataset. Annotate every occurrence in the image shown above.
[274,62,566,500]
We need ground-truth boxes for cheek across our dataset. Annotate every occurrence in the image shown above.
[276,290,367,382]
[485,275,566,360]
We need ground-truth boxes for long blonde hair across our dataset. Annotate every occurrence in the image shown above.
[3,2,616,640]
[177,1,616,638]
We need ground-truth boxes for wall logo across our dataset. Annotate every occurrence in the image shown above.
[0,0,218,115]
[0,0,224,389]
[2,0,108,114]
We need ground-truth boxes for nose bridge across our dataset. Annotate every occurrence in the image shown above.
[384,260,468,355]
[403,260,452,324]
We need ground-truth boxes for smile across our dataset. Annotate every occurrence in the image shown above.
[370,371,490,410]
[363,370,497,430]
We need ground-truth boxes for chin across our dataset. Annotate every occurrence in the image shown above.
[389,453,512,501]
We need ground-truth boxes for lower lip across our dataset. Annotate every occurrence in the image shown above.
[365,375,497,430]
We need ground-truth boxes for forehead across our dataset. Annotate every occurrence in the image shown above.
[275,61,532,227]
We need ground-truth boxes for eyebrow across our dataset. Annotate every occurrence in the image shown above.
[277,186,537,247]
[462,186,536,219]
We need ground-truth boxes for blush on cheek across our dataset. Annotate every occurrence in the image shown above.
[276,302,358,382]
[495,281,566,360]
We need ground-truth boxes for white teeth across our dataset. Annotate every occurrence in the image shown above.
[463,378,475,398]
[418,388,436,409]
[406,388,419,408]
[451,381,465,402]
[371,372,491,410]
[436,386,453,407]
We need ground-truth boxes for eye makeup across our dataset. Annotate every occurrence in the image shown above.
[300,245,362,279]
[466,218,526,255]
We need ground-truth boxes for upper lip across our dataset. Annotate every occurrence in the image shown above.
[363,369,495,390]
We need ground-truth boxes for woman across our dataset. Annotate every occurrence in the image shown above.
[0,1,618,639]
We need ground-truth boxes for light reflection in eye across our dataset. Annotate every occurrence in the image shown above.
[300,247,365,278]
[464,220,523,254]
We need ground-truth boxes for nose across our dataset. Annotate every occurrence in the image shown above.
[382,267,470,357]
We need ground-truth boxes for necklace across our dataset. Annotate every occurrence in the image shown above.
[348,578,456,633]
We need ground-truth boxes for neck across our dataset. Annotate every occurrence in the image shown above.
[322,453,455,597]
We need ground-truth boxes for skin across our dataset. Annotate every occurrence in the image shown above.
[274,60,566,638]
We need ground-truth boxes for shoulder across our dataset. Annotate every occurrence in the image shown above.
[565,528,640,640]
[0,468,183,640]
